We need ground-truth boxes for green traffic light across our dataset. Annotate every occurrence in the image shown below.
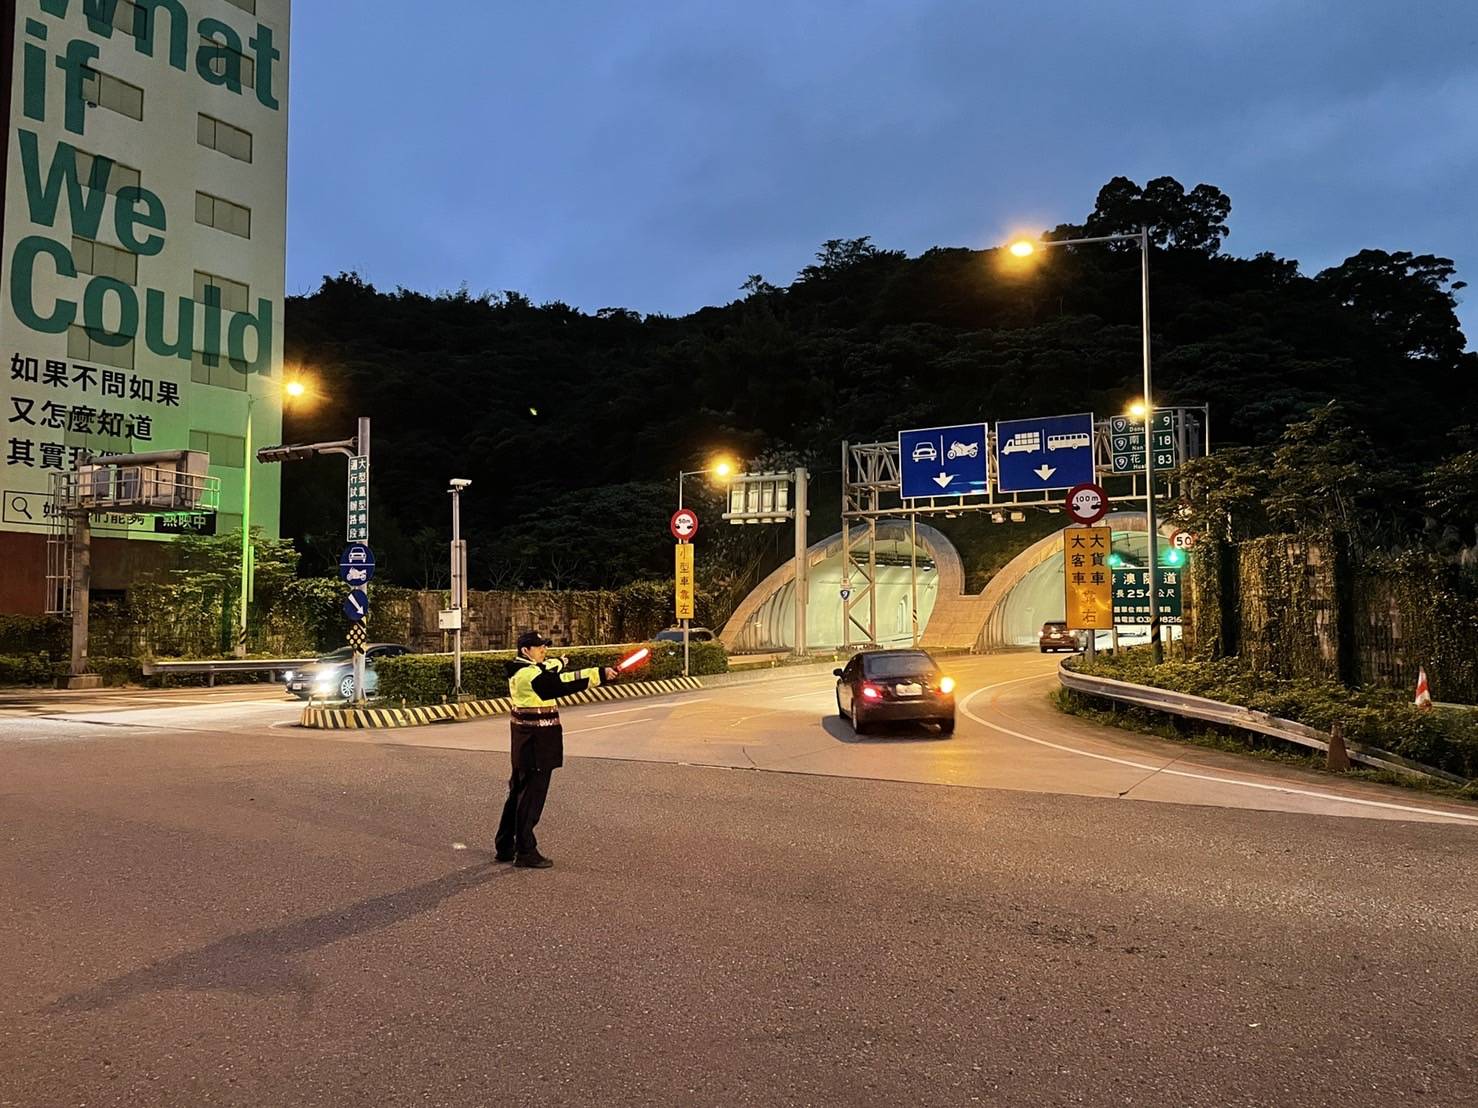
[1107,552,1124,568]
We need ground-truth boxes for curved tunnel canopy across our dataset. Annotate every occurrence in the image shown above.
[722,513,1183,654]
[724,529,940,652]
[996,528,1157,645]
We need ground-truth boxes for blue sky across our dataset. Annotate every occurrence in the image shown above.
[287,0,1478,343]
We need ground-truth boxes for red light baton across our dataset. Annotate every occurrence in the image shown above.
[616,647,651,673]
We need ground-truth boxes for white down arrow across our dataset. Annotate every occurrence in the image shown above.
[1034,465,1056,481]
[933,473,955,489]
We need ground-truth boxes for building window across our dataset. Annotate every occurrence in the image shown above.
[72,236,139,284]
[189,431,246,469]
[193,271,250,314]
[199,34,256,88]
[197,113,253,163]
[222,0,256,13]
[190,349,249,391]
[67,324,134,371]
[74,149,141,199]
[194,191,251,238]
[81,68,144,120]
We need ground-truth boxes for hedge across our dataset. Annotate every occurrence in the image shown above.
[0,654,143,687]
[1072,648,1478,781]
[375,640,728,706]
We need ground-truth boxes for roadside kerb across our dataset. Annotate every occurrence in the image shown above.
[300,675,706,730]
[1057,659,1468,785]
[298,657,870,730]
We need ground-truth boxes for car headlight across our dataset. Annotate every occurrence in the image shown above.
[283,671,294,682]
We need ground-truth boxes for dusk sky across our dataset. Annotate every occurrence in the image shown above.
[288,1,1477,344]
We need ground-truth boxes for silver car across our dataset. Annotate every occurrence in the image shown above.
[285,644,410,701]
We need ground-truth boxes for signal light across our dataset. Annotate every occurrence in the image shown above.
[617,647,651,672]
[1107,552,1124,568]
[1162,547,1184,566]
[861,684,882,700]
[938,676,955,695]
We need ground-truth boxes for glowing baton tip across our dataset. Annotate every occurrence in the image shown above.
[617,648,651,672]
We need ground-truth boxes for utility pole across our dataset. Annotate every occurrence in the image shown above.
[68,510,94,687]
[448,478,470,696]
[793,466,808,658]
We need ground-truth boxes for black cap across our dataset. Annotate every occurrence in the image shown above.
[517,630,551,651]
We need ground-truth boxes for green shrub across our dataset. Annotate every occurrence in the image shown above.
[376,639,727,706]
[90,656,144,686]
[0,616,67,655]
[1073,648,1478,780]
[0,654,60,685]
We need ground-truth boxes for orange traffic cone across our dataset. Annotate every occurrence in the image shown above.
[1414,667,1433,710]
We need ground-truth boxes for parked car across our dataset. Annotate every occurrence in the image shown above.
[652,626,715,643]
[834,649,955,735]
[1039,621,1082,653]
[285,644,411,701]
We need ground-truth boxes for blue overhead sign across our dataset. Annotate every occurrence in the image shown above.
[898,424,988,500]
[994,412,1096,493]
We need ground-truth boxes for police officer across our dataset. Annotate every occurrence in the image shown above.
[494,631,618,868]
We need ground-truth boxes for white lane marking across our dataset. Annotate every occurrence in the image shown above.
[566,717,655,735]
[587,698,709,717]
[782,689,830,701]
[960,678,1478,825]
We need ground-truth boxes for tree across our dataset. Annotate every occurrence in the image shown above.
[1077,175,1232,253]
[1315,249,1468,362]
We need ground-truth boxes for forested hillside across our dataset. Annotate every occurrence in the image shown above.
[281,176,1476,600]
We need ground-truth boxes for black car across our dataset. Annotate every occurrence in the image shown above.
[1039,621,1083,653]
[834,649,955,735]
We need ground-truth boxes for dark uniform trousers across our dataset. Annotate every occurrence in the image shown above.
[495,766,552,855]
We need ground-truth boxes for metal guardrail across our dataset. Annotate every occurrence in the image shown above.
[142,658,317,687]
[1057,659,1468,786]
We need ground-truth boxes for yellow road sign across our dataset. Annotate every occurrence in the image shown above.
[675,542,695,620]
[1063,526,1112,630]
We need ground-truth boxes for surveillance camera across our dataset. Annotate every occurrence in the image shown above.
[448,478,472,489]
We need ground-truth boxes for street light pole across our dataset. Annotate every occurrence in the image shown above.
[236,395,253,658]
[1010,227,1161,663]
[1138,226,1162,664]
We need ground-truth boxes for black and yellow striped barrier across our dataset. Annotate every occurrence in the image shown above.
[299,675,705,731]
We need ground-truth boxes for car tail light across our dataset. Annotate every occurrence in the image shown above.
[861,684,882,700]
[937,676,955,695]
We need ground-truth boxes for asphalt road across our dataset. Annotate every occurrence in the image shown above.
[2,658,1476,1106]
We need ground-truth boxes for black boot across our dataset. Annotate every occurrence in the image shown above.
[514,850,553,869]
